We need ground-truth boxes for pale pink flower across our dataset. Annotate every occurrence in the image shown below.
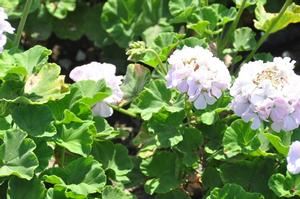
[0,7,14,53]
[287,141,300,174]
[166,46,231,109]
[70,62,123,117]
[230,57,300,132]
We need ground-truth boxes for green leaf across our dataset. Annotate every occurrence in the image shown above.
[188,7,219,36]
[233,27,257,51]
[55,121,93,157]
[130,79,185,120]
[142,19,174,46]
[178,37,207,48]
[155,189,191,199]
[268,173,300,197]
[25,7,53,41]
[233,0,261,8]
[7,177,46,199]
[24,63,69,104]
[264,132,290,156]
[14,45,52,74]
[211,4,237,26]
[131,33,183,68]
[146,110,185,148]
[0,0,40,18]
[34,139,53,172]
[84,4,113,47]
[200,111,217,125]
[101,0,144,48]
[202,167,223,190]
[152,32,184,61]
[102,186,136,199]
[140,151,182,194]
[46,188,68,199]
[175,127,203,167]
[220,159,276,197]
[254,3,300,33]
[0,129,38,180]
[46,0,76,19]
[93,116,121,140]
[207,183,264,199]
[72,80,111,106]
[223,119,261,158]
[92,141,133,181]
[101,0,170,48]
[169,0,200,23]
[121,64,150,104]
[253,53,273,62]
[11,104,55,137]
[52,3,85,41]
[47,86,88,121]
[44,157,106,197]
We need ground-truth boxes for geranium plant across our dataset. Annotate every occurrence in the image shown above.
[1,0,300,198]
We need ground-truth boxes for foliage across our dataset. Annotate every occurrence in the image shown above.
[1,0,300,198]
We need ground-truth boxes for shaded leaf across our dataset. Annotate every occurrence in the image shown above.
[0,129,38,180]
[140,151,182,194]
[207,183,264,199]
[44,157,106,197]
[130,79,185,120]
[7,177,46,199]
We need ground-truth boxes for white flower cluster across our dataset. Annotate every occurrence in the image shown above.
[287,141,300,175]
[0,7,14,53]
[70,62,123,117]
[166,46,231,109]
[230,57,300,132]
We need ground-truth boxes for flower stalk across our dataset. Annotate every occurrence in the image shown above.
[13,0,33,48]
[110,104,138,118]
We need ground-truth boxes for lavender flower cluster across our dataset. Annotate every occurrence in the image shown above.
[166,46,231,110]
[230,57,300,132]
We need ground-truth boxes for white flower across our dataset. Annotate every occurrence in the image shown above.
[70,62,123,117]
[166,46,231,109]
[287,141,300,175]
[0,7,14,53]
[230,57,300,131]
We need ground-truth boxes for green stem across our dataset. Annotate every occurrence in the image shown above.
[220,0,247,54]
[244,0,293,63]
[110,104,138,118]
[13,0,33,48]
[145,49,168,75]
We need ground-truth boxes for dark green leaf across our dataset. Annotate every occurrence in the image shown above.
[223,119,261,158]
[11,104,55,137]
[140,151,182,194]
[55,121,94,157]
[207,183,264,199]
[0,129,38,180]
[102,186,136,199]
[233,27,257,51]
[130,79,185,120]
[44,157,106,197]
[268,172,300,197]
[92,141,133,181]
[121,64,150,104]
[7,177,46,199]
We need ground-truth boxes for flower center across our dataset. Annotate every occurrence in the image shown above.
[183,58,200,71]
[253,67,287,88]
